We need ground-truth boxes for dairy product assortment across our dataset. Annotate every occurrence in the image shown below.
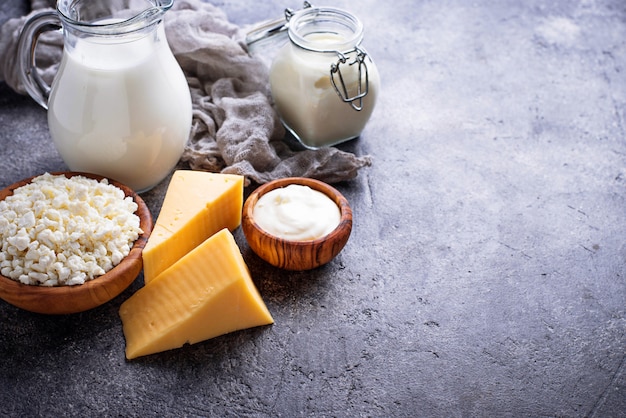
[0,170,347,358]
[8,0,368,359]
[47,24,192,192]
[0,173,142,286]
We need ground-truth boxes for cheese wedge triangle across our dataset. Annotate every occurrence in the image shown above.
[142,170,243,284]
[120,228,274,359]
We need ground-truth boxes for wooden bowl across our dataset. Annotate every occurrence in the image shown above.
[0,172,152,315]
[242,177,352,271]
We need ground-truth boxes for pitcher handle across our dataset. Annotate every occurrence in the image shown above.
[17,11,61,110]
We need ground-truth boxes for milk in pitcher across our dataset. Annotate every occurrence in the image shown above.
[47,24,191,192]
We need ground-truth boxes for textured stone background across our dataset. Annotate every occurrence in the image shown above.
[0,0,625,416]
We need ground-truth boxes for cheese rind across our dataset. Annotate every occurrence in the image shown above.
[120,228,273,359]
[142,170,243,284]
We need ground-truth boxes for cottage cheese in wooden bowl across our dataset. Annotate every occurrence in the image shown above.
[0,172,152,314]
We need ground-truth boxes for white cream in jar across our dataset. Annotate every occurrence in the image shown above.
[267,7,380,149]
[253,184,341,241]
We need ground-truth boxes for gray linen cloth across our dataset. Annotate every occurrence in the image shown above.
[0,0,372,186]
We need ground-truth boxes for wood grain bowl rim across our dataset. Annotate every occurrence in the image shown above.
[0,171,152,315]
[242,177,352,268]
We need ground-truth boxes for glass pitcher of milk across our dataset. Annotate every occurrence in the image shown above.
[247,3,380,149]
[17,0,192,192]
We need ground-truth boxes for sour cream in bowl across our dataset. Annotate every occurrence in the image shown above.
[242,177,352,271]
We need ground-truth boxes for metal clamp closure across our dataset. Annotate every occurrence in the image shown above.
[330,47,369,111]
[245,2,313,47]
[285,1,312,21]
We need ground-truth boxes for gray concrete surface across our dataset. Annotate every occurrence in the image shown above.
[1,0,625,417]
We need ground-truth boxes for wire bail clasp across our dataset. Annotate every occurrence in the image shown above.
[285,1,313,21]
[330,46,370,111]
[245,1,313,48]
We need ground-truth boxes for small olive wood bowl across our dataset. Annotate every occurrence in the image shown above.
[0,172,152,315]
[242,177,352,271]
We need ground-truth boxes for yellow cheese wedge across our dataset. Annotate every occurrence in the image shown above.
[142,170,243,284]
[120,228,273,359]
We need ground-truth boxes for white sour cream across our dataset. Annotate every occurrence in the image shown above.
[253,184,341,241]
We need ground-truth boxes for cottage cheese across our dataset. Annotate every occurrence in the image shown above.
[0,173,143,286]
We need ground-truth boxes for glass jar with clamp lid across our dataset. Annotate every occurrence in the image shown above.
[247,2,380,149]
